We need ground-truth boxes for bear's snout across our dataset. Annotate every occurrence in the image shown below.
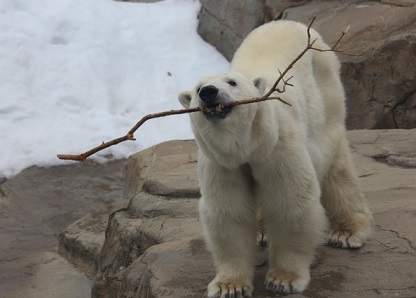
[198,85,232,121]
[199,85,219,104]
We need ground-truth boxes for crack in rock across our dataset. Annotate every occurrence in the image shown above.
[376,225,416,252]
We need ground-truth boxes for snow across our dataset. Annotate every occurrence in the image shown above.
[0,0,228,178]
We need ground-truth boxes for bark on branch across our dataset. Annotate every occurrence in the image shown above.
[57,16,348,161]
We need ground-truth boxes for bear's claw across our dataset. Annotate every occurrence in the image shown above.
[326,230,363,249]
[256,232,268,248]
[208,282,252,298]
[264,270,309,294]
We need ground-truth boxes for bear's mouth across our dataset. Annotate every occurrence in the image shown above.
[202,103,232,120]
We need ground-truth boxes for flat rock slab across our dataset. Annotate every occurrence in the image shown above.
[120,235,416,298]
[0,159,126,297]
[124,140,199,199]
[8,252,92,298]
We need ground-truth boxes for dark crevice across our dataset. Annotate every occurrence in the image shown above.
[258,0,274,22]
[0,178,6,197]
[372,153,416,169]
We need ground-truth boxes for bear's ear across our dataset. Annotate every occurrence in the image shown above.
[253,77,267,95]
[178,91,192,108]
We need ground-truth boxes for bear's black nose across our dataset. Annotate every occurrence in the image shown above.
[199,85,219,103]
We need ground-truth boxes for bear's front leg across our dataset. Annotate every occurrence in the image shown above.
[199,159,257,298]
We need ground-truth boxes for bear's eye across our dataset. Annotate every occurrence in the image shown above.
[227,80,237,87]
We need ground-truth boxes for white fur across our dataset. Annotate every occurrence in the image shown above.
[179,20,373,297]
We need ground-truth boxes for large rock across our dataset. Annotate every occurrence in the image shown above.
[197,0,309,61]
[91,140,202,297]
[120,238,215,298]
[282,1,416,130]
[197,0,416,130]
[197,0,264,61]
[55,130,416,297]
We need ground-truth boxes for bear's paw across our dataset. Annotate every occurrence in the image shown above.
[326,213,373,249]
[207,277,253,298]
[326,230,364,249]
[265,269,310,294]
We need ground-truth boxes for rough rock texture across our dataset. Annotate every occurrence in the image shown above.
[54,131,416,297]
[90,140,202,297]
[0,159,125,298]
[197,0,416,130]
[197,0,309,60]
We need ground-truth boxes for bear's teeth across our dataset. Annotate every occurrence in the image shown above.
[204,105,224,113]
[215,104,224,111]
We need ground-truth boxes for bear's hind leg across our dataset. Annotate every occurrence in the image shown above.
[322,136,373,249]
[253,141,327,294]
[261,198,327,294]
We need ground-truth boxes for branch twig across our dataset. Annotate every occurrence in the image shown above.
[57,107,200,161]
[57,16,348,162]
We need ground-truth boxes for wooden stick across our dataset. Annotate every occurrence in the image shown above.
[56,97,289,161]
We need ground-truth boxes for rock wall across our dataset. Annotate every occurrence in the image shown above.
[197,0,416,129]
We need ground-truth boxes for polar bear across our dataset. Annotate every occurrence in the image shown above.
[178,20,373,297]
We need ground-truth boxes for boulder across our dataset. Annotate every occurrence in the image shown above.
[197,0,309,61]
[197,0,416,129]
[91,141,202,297]
[197,0,264,61]
[120,238,214,298]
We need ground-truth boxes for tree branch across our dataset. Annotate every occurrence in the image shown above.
[57,16,349,162]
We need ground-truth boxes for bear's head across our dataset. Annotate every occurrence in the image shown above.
[178,72,267,122]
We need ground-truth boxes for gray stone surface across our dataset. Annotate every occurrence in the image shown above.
[197,0,265,61]
[197,0,416,130]
[282,1,416,130]
[197,0,309,61]
[0,159,126,298]
[8,252,92,298]
[92,140,202,297]
[124,140,199,199]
